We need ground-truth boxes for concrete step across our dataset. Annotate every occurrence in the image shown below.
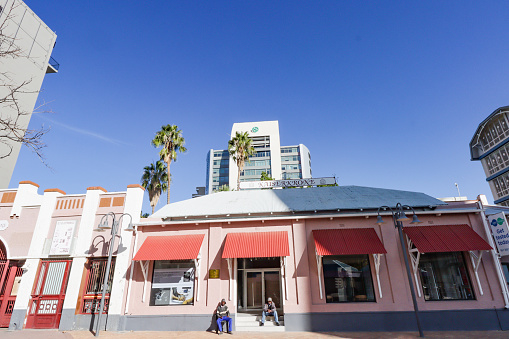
[235,325,285,332]
[236,321,284,327]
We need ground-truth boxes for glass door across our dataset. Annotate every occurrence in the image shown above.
[246,272,263,308]
[244,270,281,309]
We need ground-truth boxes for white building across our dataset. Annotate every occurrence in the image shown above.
[206,121,312,193]
[0,0,58,188]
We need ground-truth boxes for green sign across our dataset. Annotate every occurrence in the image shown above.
[251,127,259,133]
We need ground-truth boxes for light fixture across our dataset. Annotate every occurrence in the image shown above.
[100,220,112,229]
[396,211,410,222]
[125,222,136,231]
[410,214,422,224]
[376,215,385,225]
[93,225,105,232]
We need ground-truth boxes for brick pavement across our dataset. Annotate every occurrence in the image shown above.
[2,330,509,339]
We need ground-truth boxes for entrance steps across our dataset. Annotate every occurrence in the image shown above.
[235,311,285,332]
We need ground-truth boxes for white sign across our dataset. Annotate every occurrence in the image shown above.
[489,212,509,257]
[49,220,77,255]
[239,177,336,189]
[0,220,8,231]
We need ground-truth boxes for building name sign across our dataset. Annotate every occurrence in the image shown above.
[49,220,77,255]
[239,177,336,189]
[489,212,509,256]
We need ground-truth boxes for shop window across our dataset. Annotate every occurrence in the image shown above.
[80,258,115,314]
[322,254,375,303]
[418,252,474,301]
[150,261,195,306]
[501,263,509,289]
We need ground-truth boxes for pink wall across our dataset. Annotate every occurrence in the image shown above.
[0,205,40,258]
[124,210,505,317]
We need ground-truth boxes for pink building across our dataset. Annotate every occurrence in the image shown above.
[0,181,144,331]
[120,186,509,332]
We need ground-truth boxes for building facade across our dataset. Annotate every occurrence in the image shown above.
[0,181,143,331]
[118,186,509,332]
[206,121,312,194]
[470,106,509,206]
[0,0,58,188]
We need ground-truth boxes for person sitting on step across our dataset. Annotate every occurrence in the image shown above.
[260,297,280,326]
[216,298,233,335]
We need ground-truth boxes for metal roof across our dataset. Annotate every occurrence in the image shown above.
[403,225,492,253]
[313,228,387,256]
[152,185,446,219]
[222,231,290,258]
[133,234,205,261]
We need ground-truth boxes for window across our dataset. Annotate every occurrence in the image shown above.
[281,164,300,171]
[418,252,474,301]
[80,258,115,314]
[282,172,301,179]
[150,261,195,306]
[480,114,509,151]
[281,155,299,162]
[502,263,509,289]
[323,255,375,303]
[492,173,509,199]
[281,147,298,154]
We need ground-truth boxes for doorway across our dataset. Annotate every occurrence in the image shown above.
[26,259,72,329]
[237,257,282,312]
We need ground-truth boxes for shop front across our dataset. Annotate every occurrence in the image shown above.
[123,187,509,332]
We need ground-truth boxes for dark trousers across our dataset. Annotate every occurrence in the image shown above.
[217,316,232,332]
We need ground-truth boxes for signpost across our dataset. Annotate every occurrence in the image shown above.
[239,177,336,190]
[489,212,509,257]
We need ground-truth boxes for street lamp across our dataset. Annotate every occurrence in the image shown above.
[94,212,135,337]
[376,203,424,337]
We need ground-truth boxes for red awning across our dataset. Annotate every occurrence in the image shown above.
[222,231,290,258]
[313,228,387,256]
[133,234,205,261]
[403,225,492,253]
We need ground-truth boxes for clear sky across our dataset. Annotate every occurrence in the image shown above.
[12,1,509,214]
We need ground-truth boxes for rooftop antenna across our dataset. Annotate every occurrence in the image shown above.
[454,183,461,197]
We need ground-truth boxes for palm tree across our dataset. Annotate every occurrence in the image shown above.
[228,131,255,190]
[141,161,168,214]
[152,125,187,204]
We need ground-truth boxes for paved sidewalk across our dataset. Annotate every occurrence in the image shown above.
[2,330,509,339]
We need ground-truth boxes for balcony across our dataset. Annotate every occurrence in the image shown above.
[46,56,59,73]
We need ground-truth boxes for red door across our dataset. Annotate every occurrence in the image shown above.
[26,260,72,329]
[0,261,22,327]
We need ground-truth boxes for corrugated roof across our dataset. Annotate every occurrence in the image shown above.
[403,225,492,253]
[152,185,446,219]
[313,228,387,255]
[133,234,205,261]
[222,231,290,258]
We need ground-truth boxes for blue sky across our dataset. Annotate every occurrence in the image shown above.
[12,1,509,214]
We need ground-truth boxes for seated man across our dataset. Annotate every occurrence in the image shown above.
[216,298,232,335]
[260,297,280,326]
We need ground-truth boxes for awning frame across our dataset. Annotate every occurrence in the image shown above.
[227,258,233,301]
[469,250,484,296]
[373,253,383,298]
[139,260,150,303]
[406,237,422,298]
[280,257,288,303]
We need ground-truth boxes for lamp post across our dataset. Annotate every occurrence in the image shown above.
[376,203,424,337]
[93,212,135,337]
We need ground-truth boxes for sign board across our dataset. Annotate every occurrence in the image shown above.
[0,220,8,231]
[239,177,336,190]
[151,267,195,305]
[209,269,220,279]
[489,212,509,256]
[49,220,77,255]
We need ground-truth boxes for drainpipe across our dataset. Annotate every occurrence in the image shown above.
[477,200,509,308]
[124,225,138,314]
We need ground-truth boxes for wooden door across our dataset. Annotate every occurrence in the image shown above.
[26,260,72,329]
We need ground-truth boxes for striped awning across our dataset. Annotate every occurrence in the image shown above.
[403,225,492,253]
[313,228,387,256]
[222,231,290,258]
[133,234,205,261]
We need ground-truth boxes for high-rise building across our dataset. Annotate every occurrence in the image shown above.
[206,121,312,194]
[470,105,509,206]
[0,0,58,188]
